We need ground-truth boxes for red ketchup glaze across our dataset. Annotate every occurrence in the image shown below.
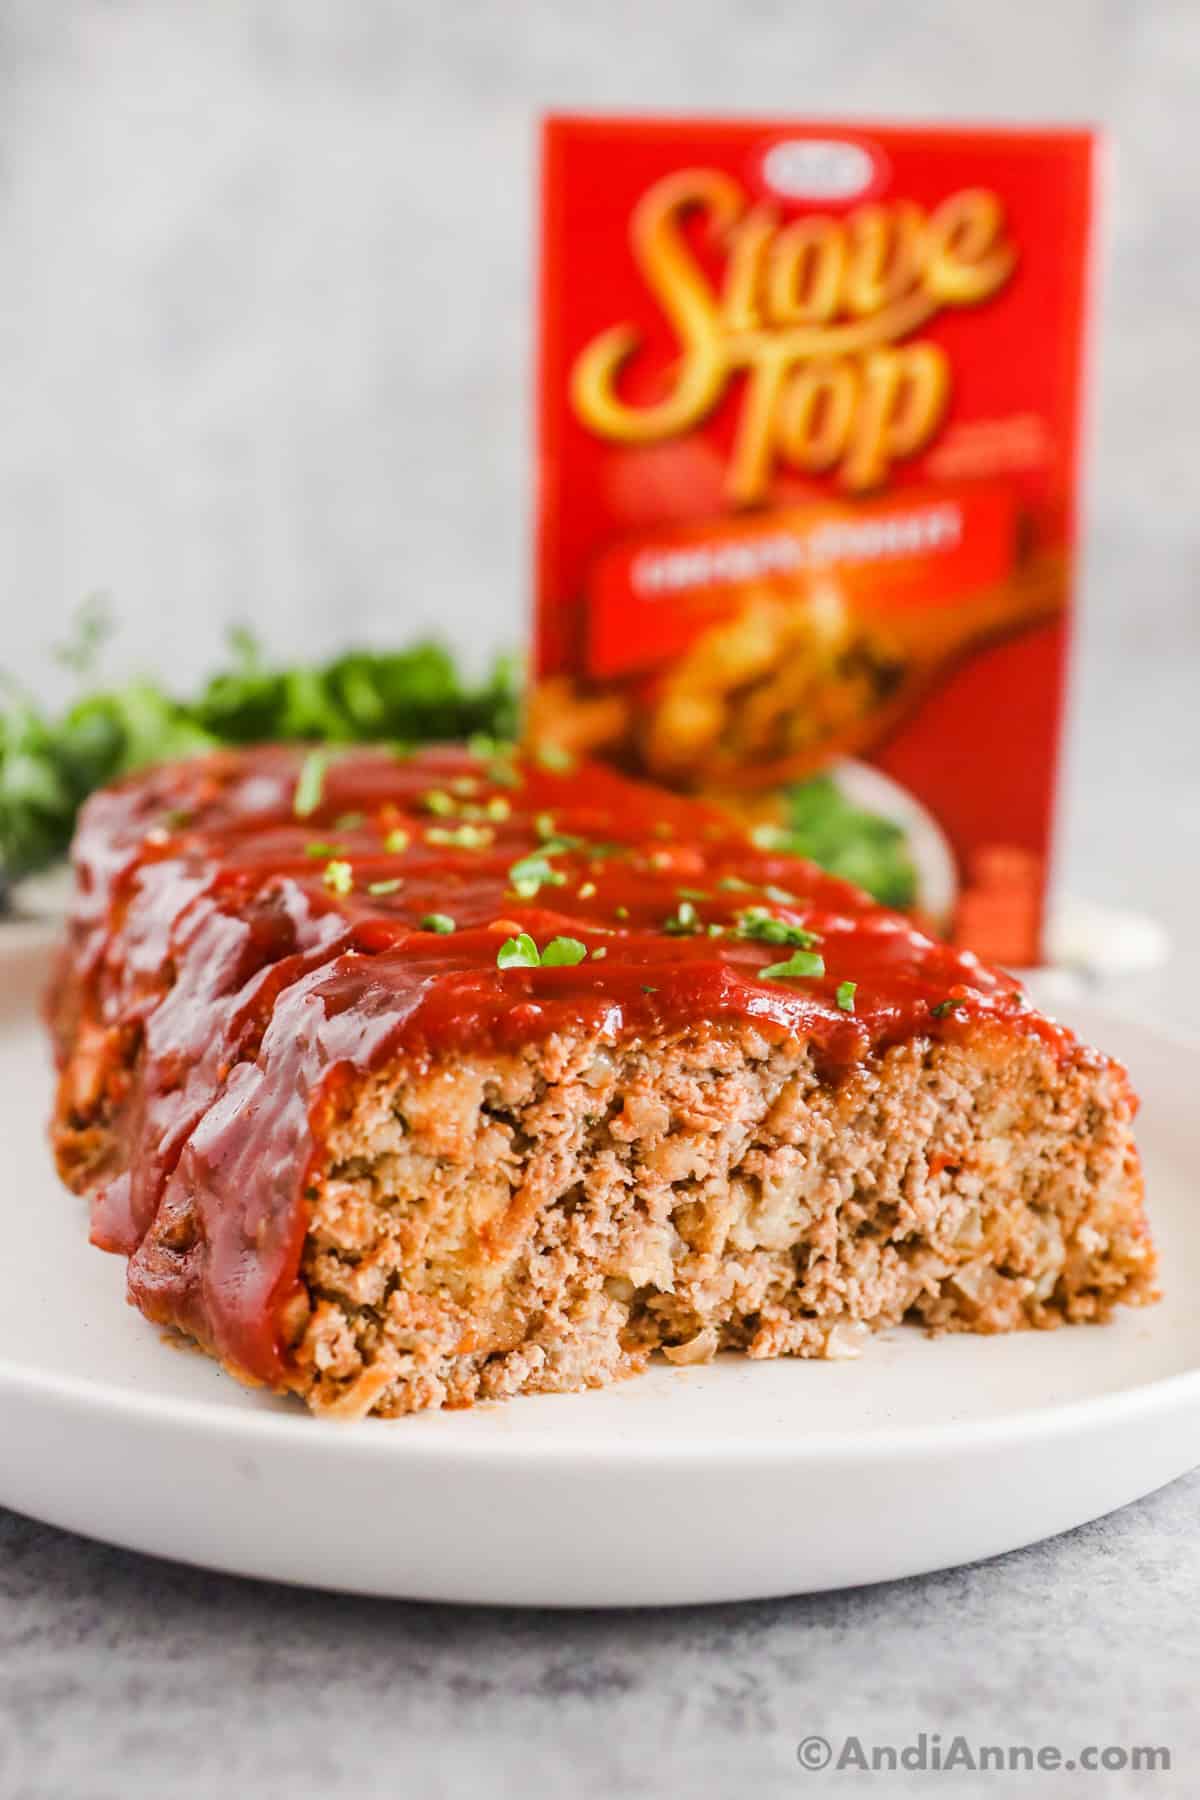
[61,742,1074,1387]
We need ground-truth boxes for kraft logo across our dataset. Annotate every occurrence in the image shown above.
[759,137,883,202]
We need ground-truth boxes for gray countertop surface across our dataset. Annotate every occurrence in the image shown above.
[3,1,1200,1794]
[1,1469,1197,1800]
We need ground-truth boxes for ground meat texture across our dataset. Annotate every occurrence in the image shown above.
[48,743,1158,1418]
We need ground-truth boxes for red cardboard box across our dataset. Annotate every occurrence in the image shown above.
[532,116,1097,964]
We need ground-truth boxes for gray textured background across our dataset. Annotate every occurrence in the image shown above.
[1,3,1198,1794]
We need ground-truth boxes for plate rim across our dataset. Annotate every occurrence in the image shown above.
[1,1336,1198,1467]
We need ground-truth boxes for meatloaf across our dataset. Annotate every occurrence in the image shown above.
[48,742,1157,1417]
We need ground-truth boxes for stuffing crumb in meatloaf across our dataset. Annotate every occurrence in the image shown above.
[282,1019,1152,1416]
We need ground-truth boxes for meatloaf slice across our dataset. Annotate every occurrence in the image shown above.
[49,743,1157,1417]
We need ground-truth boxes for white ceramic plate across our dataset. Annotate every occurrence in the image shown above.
[2,928,1198,1606]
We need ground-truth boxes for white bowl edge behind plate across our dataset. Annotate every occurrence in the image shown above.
[1,934,1197,1606]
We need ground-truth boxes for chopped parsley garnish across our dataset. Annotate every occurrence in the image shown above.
[384,828,410,853]
[735,907,819,949]
[541,936,588,967]
[450,776,479,797]
[321,858,354,896]
[465,735,521,788]
[764,885,797,905]
[535,743,575,773]
[293,748,330,819]
[367,878,403,897]
[426,823,494,849]
[467,732,515,760]
[496,932,540,968]
[641,984,658,994]
[677,887,709,901]
[836,980,857,1013]
[421,912,456,934]
[422,789,455,816]
[931,998,967,1019]
[496,932,589,969]
[485,795,511,821]
[717,875,755,893]
[304,840,343,858]
[590,945,607,960]
[531,813,584,856]
[577,880,597,900]
[663,899,701,936]
[614,904,630,921]
[508,852,569,898]
[334,811,364,831]
[760,949,826,981]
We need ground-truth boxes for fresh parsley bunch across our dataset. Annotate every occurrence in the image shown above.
[0,607,520,880]
[752,775,918,911]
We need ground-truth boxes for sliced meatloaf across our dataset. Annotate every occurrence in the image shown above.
[48,743,1158,1417]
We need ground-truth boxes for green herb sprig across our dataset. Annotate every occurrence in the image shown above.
[759,949,826,982]
[496,933,588,970]
[735,906,819,950]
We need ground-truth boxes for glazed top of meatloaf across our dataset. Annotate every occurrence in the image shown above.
[56,741,1093,1383]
